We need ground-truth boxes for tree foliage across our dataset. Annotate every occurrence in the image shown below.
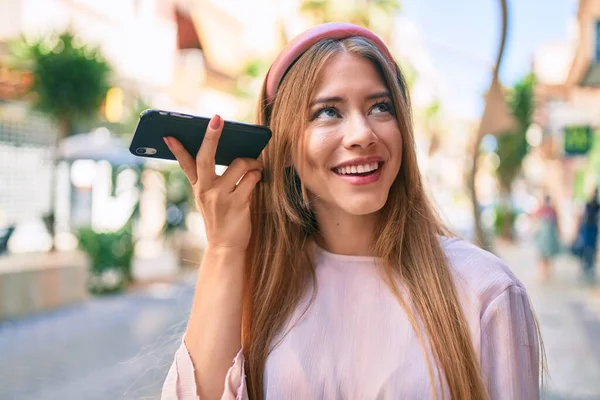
[10,29,112,138]
[300,0,401,31]
[495,73,535,194]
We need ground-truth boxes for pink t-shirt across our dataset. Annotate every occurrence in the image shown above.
[161,237,539,399]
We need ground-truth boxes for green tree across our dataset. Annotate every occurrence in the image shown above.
[10,29,112,138]
[495,73,535,196]
[493,73,535,238]
[9,29,113,249]
[509,74,535,136]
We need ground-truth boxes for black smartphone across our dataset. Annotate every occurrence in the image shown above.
[129,109,272,166]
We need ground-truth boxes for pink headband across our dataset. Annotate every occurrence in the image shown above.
[265,22,397,103]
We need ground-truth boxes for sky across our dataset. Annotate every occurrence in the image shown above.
[402,0,577,119]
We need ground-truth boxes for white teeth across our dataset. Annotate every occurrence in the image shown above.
[334,162,380,175]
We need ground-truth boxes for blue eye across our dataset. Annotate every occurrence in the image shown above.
[371,102,392,114]
[314,106,340,120]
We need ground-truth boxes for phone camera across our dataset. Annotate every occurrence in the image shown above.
[135,147,157,155]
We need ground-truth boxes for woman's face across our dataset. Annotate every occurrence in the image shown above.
[293,52,403,218]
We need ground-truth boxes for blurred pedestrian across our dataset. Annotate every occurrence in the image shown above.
[533,195,561,281]
[574,188,599,283]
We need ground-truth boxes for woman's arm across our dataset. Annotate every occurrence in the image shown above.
[161,116,260,400]
[185,247,247,399]
[160,249,249,400]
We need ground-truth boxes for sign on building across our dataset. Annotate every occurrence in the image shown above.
[564,125,593,156]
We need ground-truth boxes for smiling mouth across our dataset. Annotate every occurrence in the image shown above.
[332,162,383,177]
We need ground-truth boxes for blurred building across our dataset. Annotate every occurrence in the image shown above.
[171,0,294,117]
[532,0,600,236]
[0,0,456,249]
[0,0,292,245]
[0,0,178,109]
[0,0,181,252]
[0,0,295,114]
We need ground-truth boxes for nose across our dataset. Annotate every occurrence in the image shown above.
[342,113,378,149]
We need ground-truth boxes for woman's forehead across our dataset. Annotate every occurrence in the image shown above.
[311,53,388,98]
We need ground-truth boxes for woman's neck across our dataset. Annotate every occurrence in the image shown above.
[312,208,380,257]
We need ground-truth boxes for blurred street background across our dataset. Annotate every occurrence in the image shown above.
[0,0,599,399]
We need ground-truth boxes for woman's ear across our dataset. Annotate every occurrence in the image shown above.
[284,155,293,168]
[284,149,294,168]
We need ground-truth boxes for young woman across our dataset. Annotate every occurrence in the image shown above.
[161,23,542,400]
[533,195,561,281]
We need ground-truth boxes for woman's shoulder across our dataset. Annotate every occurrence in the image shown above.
[440,236,525,304]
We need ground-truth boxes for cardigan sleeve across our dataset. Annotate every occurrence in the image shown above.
[480,285,540,399]
[161,337,248,400]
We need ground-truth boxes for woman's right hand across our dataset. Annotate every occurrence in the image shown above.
[164,114,263,253]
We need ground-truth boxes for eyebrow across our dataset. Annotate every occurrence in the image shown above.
[309,91,391,107]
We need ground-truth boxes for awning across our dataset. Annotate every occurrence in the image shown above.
[59,128,144,166]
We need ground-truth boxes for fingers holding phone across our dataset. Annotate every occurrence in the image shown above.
[130,109,271,166]
[162,136,198,184]
[194,115,222,190]
[164,115,262,251]
[220,157,262,192]
[163,115,223,187]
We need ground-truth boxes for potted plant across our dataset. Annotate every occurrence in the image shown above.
[77,225,134,294]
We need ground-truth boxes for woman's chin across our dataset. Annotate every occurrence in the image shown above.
[338,196,388,216]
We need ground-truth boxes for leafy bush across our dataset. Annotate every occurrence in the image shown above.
[77,227,134,294]
[493,204,516,239]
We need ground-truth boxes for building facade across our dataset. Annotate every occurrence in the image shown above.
[532,0,600,237]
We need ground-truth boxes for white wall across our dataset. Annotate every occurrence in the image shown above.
[1,0,177,90]
[0,0,24,40]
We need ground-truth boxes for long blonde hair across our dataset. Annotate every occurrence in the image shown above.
[242,36,510,400]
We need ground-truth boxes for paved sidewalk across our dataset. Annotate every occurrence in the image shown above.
[2,242,600,399]
[495,240,600,400]
[0,274,197,400]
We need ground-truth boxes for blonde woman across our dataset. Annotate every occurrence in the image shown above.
[161,23,542,400]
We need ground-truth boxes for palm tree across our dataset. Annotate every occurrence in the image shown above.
[9,29,112,249]
[299,0,409,97]
[300,0,401,39]
[467,0,514,250]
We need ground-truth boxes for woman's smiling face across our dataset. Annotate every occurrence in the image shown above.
[293,52,403,218]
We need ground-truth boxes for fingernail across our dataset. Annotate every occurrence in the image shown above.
[210,115,221,129]
[163,137,171,147]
